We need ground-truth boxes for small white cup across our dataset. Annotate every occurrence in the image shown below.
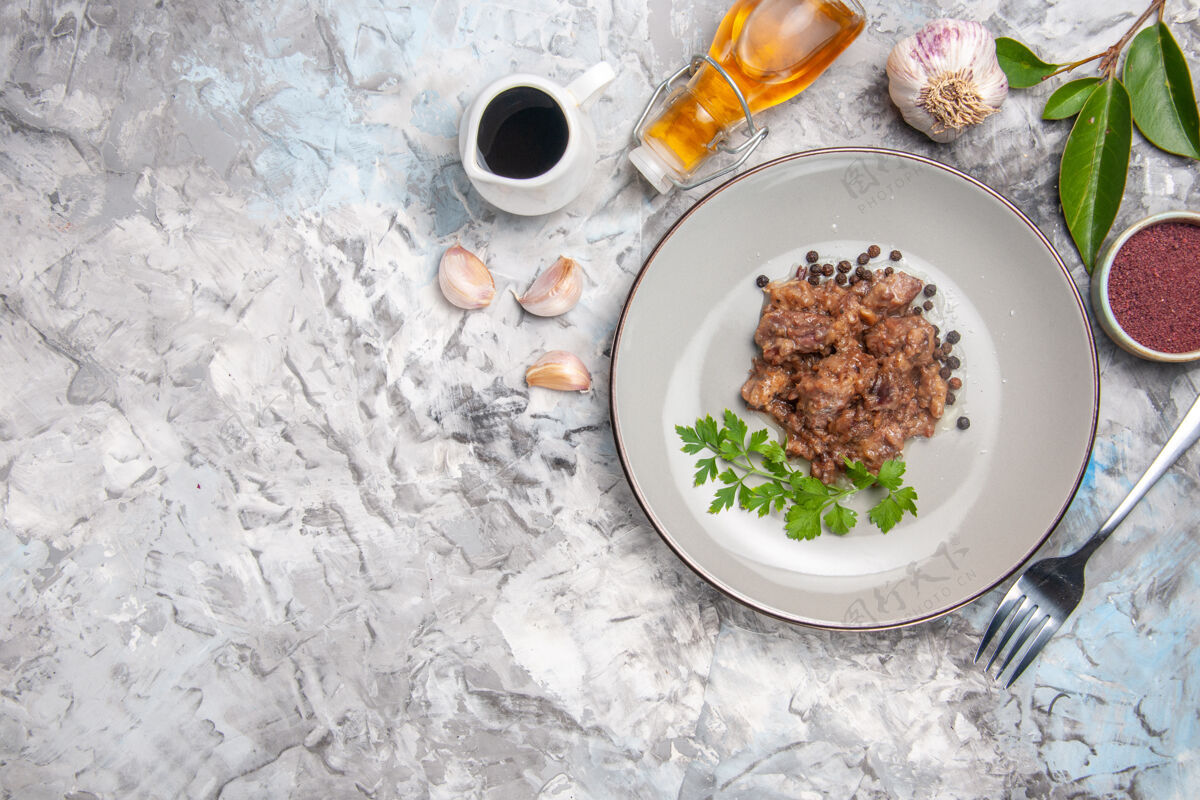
[459,63,615,216]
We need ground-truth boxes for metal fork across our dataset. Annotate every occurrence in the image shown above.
[976,391,1200,687]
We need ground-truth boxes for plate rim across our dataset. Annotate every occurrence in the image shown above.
[608,146,1100,631]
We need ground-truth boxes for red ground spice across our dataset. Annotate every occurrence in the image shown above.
[1106,221,1200,354]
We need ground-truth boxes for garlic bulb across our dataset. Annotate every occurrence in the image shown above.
[525,350,591,392]
[439,244,495,309]
[886,19,1008,143]
[515,256,583,317]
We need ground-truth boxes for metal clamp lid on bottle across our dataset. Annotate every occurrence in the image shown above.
[630,54,769,191]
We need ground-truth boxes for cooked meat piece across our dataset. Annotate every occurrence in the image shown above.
[755,309,834,362]
[740,362,790,407]
[916,362,947,420]
[864,316,939,365]
[764,278,816,308]
[854,420,911,472]
[795,349,877,422]
[742,269,950,482]
[864,271,923,310]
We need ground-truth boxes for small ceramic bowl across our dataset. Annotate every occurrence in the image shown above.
[1091,210,1200,363]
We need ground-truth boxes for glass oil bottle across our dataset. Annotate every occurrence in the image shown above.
[630,0,866,192]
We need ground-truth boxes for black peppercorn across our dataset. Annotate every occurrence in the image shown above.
[883,266,894,276]
[807,275,820,286]
[837,260,852,273]
[867,244,881,258]
[939,366,952,379]
[755,274,769,287]
[835,273,847,285]
[945,330,961,344]
[890,249,902,261]
[857,252,870,265]
[923,284,938,298]
[806,250,819,263]
[946,355,961,370]
[822,263,834,276]
[946,392,956,405]
[923,300,933,311]
[957,416,971,430]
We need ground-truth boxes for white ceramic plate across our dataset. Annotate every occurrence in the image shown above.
[610,148,1098,629]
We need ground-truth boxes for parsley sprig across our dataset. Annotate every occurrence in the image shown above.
[675,410,919,540]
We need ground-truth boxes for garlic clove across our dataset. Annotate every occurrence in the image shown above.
[515,256,583,316]
[525,350,591,392]
[439,243,496,309]
[886,19,1008,143]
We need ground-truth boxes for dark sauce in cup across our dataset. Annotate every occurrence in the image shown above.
[477,87,569,179]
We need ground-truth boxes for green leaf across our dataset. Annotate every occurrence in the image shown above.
[869,487,919,533]
[793,494,829,513]
[874,460,907,492]
[791,474,831,499]
[762,458,789,479]
[678,410,920,539]
[751,482,781,499]
[676,424,703,453]
[823,504,857,535]
[694,415,720,447]
[891,485,919,516]
[785,504,822,541]
[709,485,737,513]
[1043,78,1101,120]
[995,38,1060,88]
[758,440,787,466]
[1059,78,1132,270]
[1123,22,1200,159]
[718,439,742,462]
[868,496,904,533]
[843,459,877,491]
[693,457,718,486]
[742,486,774,517]
[723,409,748,445]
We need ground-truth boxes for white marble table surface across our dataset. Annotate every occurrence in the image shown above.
[3,0,1200,797]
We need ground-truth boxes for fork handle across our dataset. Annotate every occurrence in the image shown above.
[1079,392,1200,560]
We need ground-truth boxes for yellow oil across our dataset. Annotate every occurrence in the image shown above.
[641,0,865,177]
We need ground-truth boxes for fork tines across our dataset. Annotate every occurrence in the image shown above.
[974,587,1060,687]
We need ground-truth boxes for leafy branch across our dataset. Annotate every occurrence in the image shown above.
[996,0,1200,270]
[676,410,918,541]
